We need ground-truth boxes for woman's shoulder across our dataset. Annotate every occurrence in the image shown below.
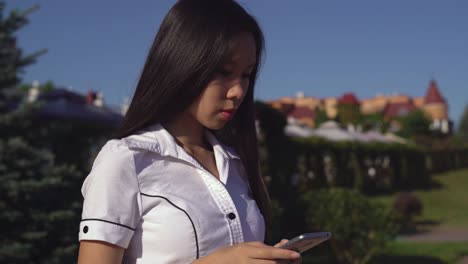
[92,126,169,170]
[97,126,165,158]
[100,138,130,153]
[91,139,137,170]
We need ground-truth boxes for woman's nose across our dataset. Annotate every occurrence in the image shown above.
[226,81,247,101]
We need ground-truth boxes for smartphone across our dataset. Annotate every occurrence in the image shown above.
[279,232,332,254]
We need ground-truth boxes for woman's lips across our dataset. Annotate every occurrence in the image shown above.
[220,109,235,120]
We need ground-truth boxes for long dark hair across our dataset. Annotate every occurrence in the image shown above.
[114,0,270,230]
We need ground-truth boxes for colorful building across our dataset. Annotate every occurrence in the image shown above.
[268,79,451,134]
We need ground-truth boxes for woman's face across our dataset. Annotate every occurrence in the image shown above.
[187,32,257,130]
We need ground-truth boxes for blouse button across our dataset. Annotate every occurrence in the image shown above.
[227,212,236,220]
[83,226,89,233]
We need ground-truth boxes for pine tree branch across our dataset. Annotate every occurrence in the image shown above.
[17,48,47,67]
[1,4,40,34]
[19,4,40,18]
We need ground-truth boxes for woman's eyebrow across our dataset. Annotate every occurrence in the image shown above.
[221,61,255,69]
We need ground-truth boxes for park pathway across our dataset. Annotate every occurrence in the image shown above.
[457,256,468,264]
[400,227,468,242]
[399,227,468,264]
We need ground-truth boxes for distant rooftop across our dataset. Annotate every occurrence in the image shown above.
[424,79,446,104]
[29,87,123,127]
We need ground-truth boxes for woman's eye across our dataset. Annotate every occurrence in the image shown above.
[218,69,232,76]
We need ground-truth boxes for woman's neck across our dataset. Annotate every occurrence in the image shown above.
[163,113,209,150]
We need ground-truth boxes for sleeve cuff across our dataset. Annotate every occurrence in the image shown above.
[78,219,135,249]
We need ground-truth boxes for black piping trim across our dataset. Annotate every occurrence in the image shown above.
[81,218,135,231]
[141,193,200,259]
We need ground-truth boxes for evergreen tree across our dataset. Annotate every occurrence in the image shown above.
[314,107,329,128]
[0,2,81,263]
[458,104,468,142]
[337,103,362,126]
[396,109,431,139]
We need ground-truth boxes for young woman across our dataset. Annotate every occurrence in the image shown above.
[78,0,301,263]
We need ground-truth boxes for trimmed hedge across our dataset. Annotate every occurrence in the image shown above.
[425,148,468,174]
[292,137,434,194]
[286,137,468,193]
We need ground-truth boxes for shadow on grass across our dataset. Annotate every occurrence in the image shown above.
[415,219,441,226]
[422,178,445,191]
[399,219,442,235]
[366,177,445,198]
[371,255,444,264]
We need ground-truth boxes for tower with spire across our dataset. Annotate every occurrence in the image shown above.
[422,79,450,133]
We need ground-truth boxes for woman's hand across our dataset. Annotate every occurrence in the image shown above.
[273,239,289,247]
[274,239,301,264]
[193,241,301,264]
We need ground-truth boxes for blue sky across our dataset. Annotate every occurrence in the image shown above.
[8,0,468,125]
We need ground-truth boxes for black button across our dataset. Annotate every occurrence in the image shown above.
[83,226,89,233]
[227,212,236,220]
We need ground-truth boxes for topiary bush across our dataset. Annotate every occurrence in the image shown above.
[303,188,400,264]
[392,192,423,232]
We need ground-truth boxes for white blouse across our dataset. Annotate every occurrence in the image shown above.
[78,124,265,263]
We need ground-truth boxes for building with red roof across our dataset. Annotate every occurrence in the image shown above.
[421,79,449,133]
[424,79,446,104]
[383,102,417,120]
[266,79,451,133]
[339,93,360,105]
[286,106,316,128]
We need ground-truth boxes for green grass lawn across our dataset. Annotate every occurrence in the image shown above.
[303,169,468,264]
[373,168,468,228]
[372,241,468,264]
[370,169,468,264]
[302,242,468,264]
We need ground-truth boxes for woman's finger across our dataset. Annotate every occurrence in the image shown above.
[274,239,289,247]
[249,246,300,260]
[245,241,269,248]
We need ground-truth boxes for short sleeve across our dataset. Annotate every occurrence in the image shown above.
[78,140,142,249]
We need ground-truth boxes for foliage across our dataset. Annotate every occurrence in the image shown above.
[392,192,423,228]
[372,168,468,229]
[293,137,432,193]
[337,103,362,125]
[0,3,45,106]
[458,104,468,142]
[370,241,468,264]
[425,148,468,174]
[255,104,468,263]
[0,3,75,263]
[0,3,111,263]
[304,241,468,264]
[0,137,81,264]
[361,112,389,133]
[395,109,431,139]
[314,107,329,128]
[303,188,400,264]
[19,80,55,93]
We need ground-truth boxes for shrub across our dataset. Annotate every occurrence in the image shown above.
[303,188,400,264]
[392,192,423,229]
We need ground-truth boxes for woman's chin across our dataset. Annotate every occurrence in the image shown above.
[204,120,229,130]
